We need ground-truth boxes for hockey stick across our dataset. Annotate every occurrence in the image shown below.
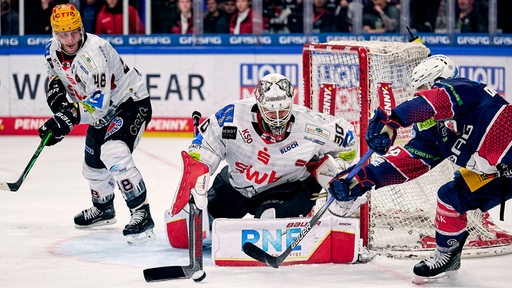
[143,111,204,282]
[0,133,52,192]
[243,148,374,268]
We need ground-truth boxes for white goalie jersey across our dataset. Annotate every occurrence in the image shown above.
[189,98,359,198]
[44,33,149,127]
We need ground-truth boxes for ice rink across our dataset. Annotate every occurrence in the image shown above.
[0,135,511,288]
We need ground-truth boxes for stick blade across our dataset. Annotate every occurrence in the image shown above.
[143,266,190,282]
[0,182,18,192]
[242,242,280,268]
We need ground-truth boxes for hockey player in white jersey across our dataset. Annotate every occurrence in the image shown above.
[170,73,359,233]
[38,4,154,244]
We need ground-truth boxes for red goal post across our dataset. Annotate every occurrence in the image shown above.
[302,40,512,258]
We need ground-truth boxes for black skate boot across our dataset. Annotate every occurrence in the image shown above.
[74,201,117,228]
[123,204,155,245]
[412,231,469,284]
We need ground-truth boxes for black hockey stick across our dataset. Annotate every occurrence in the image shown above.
[243,149,374,268]
[0,133,52,192]
[143,111,204,282]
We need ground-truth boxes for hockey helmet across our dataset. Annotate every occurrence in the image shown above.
[51,4,82,33]
[254,73,294,140]
[410,55,458,91]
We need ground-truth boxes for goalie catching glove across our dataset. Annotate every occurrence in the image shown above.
[328,164,374,203]
[308,154,367,217]
[365,107,401,155]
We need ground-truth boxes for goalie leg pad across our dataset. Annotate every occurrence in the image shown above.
[165,206,211,249]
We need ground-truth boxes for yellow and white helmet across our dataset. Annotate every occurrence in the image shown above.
[51,4,83,33]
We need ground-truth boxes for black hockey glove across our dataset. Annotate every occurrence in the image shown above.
[38,108,79,146]
[47,78,72,114]
[365,107,401,155]
[328,165,374,202]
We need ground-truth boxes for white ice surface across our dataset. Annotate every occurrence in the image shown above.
[0,136,511,288]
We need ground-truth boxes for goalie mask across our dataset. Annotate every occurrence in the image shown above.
[410,55,458,91]
[254,73,294,141]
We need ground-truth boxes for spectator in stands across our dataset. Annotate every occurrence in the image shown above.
[264,0,293,33]
[96,0,145,34]
[409,0,440,32]
[313,0,336,33]
[229,0,263,34]
[334,0,352,32]
[1,0,18,35]
[152,0,178,33]
[25,0,60,34]
[170,0,194,34]
[80,0,102,33]
[204,0,224,33]
[217,0,237,33]
[363,0,400,33]
[288,0,336,33]
[456,0,488,33]
[286,0,303,33]
[498,0,512,33]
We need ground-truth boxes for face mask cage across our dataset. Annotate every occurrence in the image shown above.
[256,78,293,139]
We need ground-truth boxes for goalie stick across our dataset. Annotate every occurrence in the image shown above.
[143,111,204,282]
[243,148,374,268]
[0,133,52,192]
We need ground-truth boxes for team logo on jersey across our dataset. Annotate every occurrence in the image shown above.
[215,104,235,127]
[62,60,72,71]
[303,136,325,145]
[279,141,299,154]
[84,90,105,109]
[105,117,123,138]
[240,128,253,144]
[417,118,436,131]
[305,124,330,139]
[80,52,97,70]
[222,126,237,139]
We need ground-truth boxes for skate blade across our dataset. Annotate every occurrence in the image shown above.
[126,228,156,246]
[74,218,117,229]
[412,271,457,285]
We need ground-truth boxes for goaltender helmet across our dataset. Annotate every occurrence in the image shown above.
[254,73,294,141]
[410,55,459,91]
[51,4,83,32]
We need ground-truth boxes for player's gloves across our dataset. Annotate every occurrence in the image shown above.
[329,193,368,217]
[38,108,79,146]
[365,107,401,155]
[328,165,374,202]
[46,78,72,114]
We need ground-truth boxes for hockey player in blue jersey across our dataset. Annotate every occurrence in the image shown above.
[328,54,512,282]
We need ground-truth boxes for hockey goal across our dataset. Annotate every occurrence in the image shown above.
[303,40,512,258]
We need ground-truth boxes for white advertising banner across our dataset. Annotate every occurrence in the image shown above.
[0,52,510,135]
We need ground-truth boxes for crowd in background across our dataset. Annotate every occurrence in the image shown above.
[1,0,511,36]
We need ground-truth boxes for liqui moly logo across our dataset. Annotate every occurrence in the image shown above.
[377,82,396,115]
[459,66,505,94]
[319,83,336,115]
[316,64,359,88]
[240,64,299,102]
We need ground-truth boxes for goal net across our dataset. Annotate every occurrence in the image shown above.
[303,40,512,258]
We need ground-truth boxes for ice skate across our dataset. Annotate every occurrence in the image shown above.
[74,204,117,228]
[412,232,469,284]
[123,204,155,245]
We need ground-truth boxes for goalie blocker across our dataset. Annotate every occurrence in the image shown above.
[166,154,367,265]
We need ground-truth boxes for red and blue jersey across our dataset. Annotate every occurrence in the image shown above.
[365,78,512,188]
